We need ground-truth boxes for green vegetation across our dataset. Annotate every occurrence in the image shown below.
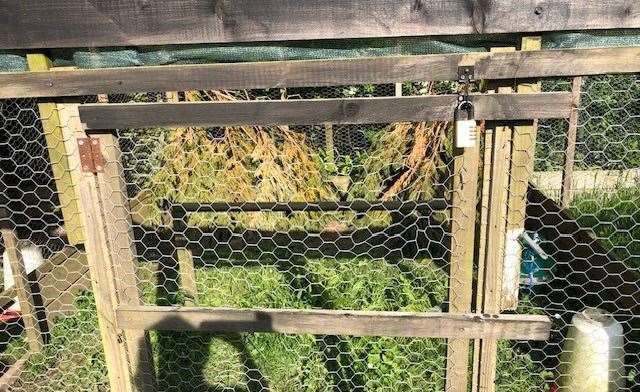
[570,187,640,270]
[537,74,640,171]
[8,257,549,391]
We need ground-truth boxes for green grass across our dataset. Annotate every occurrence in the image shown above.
[8,257,549,391]
[569,187,640,270]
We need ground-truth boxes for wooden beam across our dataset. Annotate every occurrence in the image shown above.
[475,45,518,391]
[502,36,542,310]
[115,305,551,340]
[79,93,571,130]
[26,55,85,245]
[561,77,583,207]
[0,224,44,352]
[478,97,513,392]
[446,128,481,390]
[2,0,639,49]
[3,47,640,99]
[76,126,156,391]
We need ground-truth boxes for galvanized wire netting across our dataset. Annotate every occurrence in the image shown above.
[0,75,638,392]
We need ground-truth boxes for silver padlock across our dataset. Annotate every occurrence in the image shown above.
[455,99,477,148]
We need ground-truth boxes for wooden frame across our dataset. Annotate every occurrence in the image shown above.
[76,131,156,391]
[25,55,85,245]
[2,47,640,99]
[79,93,571,130]
[115,305,551,340]
[2,0,639,49]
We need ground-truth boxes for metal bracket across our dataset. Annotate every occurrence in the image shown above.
[458,65,475,84]
[77,138,105,173]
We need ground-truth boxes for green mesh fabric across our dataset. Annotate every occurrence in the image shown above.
[52,36,501,69]
[2,31,640,72]
[543,29,640,49]
[0,52,27,71]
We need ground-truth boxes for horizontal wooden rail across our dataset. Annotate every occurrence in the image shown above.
[2,0,639,49]
[2,47,640,99]
[170,200,447,214]
[116,305,552,340]
[80,93,571,129]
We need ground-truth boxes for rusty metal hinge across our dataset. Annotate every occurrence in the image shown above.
[77,138,105,173]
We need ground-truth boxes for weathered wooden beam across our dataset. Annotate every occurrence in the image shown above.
[76,127,156,391]
[26,55,85,245]
[476,49,516,392]
[79,93,571,130]
[115,305,551,340]
[502,36,542,311]
[2,47,640,99]
[446,123,481,390]
[561,77,583,207]
[2,0,639,49]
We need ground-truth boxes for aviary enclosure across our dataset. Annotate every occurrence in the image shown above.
[0,1,639,391]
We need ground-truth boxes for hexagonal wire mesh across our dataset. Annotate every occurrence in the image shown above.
[0,74,638,392]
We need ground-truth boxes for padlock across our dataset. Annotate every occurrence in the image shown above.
[455,99,477,148]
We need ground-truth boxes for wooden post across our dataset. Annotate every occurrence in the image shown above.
[76,123,156,390]
[501,36,542,310]
[164,92,199,306]
[472,122,493,390]
[0,214,44,352]
[445,63,481,391]
[26,54,85,245]
[171,210,198,306]
[475,46,517,392]
[561,77,583,207]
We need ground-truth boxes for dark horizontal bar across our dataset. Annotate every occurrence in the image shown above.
[169,200,447,214]
[79,93,572,130]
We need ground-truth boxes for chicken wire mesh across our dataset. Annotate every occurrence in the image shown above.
[0,74,637,392]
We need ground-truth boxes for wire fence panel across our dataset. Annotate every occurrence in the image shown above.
[0,73,638,392]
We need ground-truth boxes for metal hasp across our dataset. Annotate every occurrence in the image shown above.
[77,137,105,173]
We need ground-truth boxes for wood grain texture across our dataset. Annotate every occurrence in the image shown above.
[1,0,639,49]
[76,152,136,392]
[92,133,157,391]
[502,36,542,311]
[79,93,571,130]
[446,138,481,391]
[115,305,551,340]
[477,82,514,392]
[3,47,640,99]
[26,55,85,245]
[561,77,583,207]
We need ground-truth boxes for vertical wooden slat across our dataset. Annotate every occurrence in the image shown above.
[501,36,542,310]
[0,220,44,352]
[445,122,481,389]
[475,46,517,392]
[164,91,199,306]
[75,104,156,390]
[76,158,134,392]
[471,123,493,391]
[478,96,513,392]
[95,132,157,392]
[26,54,85,245]
[561,77,583,207]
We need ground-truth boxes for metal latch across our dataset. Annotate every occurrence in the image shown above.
[77,138,105,173]
[455,66,477,148]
